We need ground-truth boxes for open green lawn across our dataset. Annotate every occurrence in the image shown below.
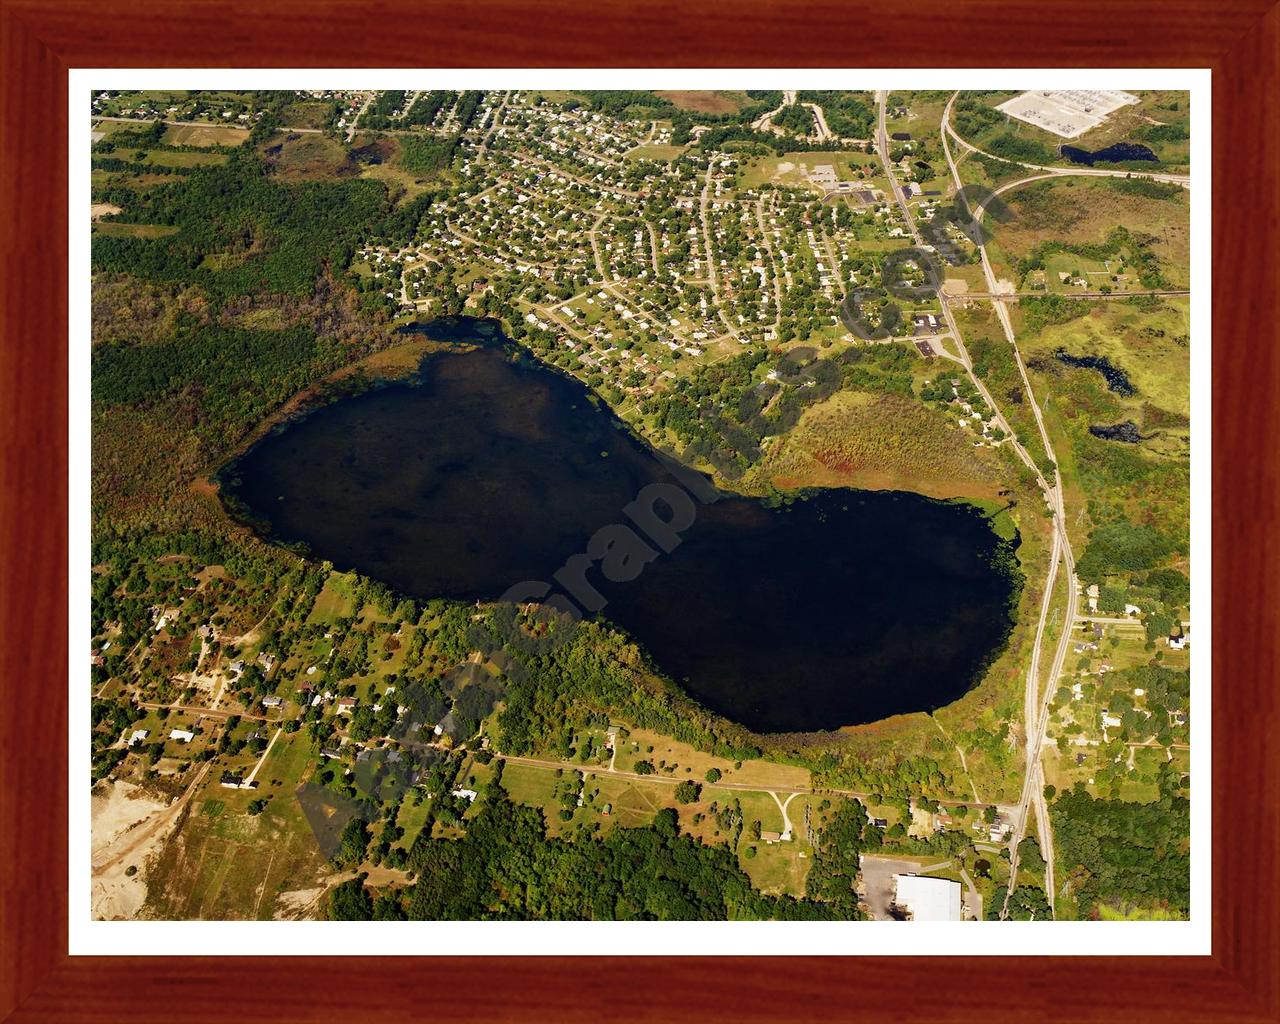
[498,761,561,811]
[277,101,336,131]
[393,796,433,850]
[616,728,810,791]
[307,573,357,624]
[623,143,688,163]
[143,149,229,169]
[738,838,812,897]
[1097,903,1184,921]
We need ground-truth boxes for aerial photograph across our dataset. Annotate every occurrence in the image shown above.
[88,87,1193,924]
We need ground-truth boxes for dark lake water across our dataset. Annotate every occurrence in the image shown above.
[1060,142,1157,166]
[1055,348,1135,395]
[222,321,1019,734]
[1089,421,1144,444]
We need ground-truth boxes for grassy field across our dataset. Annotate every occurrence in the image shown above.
[615,728,809,791]
[143,149,229,169]
[307,573,357,624]
[738,836,812,896]
[161,123,250,148]
[143,732,327,920]
[261,132,356,182]
[623,143,688,163]
[987,178,1190,290]
[942,263,991,293]
[738,150,881,190]
[92,222,180,239]
[360,160,435,204]
[278,100,337,130]
[1016,298,1190,419]
[92,168,183,193]
[758,387,1008,502]
[655,90,751,114]
[1097,903,1184,921]
[498,761,561,811]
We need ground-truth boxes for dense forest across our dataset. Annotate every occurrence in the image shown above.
[1052,778,1191,917]
[796,91,877,138]
[335,782,839,920]
[92,152,389,299]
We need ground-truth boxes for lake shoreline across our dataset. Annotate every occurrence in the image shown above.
[220,316,1023,735]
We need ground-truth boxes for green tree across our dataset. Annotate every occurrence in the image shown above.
[674,781,701,804]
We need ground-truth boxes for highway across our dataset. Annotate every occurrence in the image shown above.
[875,92,1078,914]
[873,92,1044,487]
[941,90,1089,917]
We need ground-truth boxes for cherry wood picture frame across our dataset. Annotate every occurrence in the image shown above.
[2,1,1276,1020]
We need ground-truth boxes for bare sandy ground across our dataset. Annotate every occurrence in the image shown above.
[274,885,326,920]
[91,202,122,221]
[90,767,208,920]
[91,780,167,919]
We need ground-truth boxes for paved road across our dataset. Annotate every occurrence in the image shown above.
[769,791,801,839]
[478,91,509,156]
[874,92,1041,482]
[948,290,1189,302]
[346,92,374,142]
[805,102,834,142]
[93,114,287,133]
[751,90,797,134]
[138,701,272,723]
[959,866,984,921]
[942,90,1086,917]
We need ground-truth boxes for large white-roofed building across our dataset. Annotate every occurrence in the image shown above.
[892,874,963,921]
